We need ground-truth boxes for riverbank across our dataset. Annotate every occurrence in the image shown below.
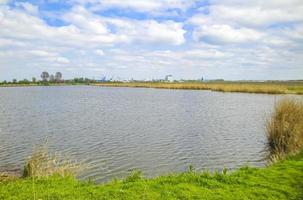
[93,81,303,94]
[1,151,302,199]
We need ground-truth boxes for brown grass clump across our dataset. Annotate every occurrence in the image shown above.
[266,98,303,161]
[0,172,19,183]
[23,143,85,178]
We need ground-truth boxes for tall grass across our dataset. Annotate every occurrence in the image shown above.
[23,143,85,178]
[266,98,303,161]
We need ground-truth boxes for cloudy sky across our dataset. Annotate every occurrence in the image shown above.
[0,0,302,81]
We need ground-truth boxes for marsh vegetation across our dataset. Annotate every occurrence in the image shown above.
[94,81,303,94]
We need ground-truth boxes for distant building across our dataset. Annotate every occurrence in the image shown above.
[165,75,173,82]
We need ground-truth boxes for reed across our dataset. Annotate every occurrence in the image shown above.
[23,143,85,178]
[93,82,303,94]
[266,98,303,161]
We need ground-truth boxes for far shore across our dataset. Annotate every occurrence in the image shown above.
[1,81,303,95]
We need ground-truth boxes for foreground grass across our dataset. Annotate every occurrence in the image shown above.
[93,81,303,94]
[1,151,303,200]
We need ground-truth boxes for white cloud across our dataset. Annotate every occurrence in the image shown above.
[189,0,303,49]
[73,0,195,13]
[208,5,303,27]
[95,49,104,56]
[0,6,118,47]
[193,24,264,44]
[15,2,39,15]
[63,6,186,45]
[63,6,108,35]
[0,4,185,54]
[191,1,303,28]
[122,20,185,45]
[28,50,58,57]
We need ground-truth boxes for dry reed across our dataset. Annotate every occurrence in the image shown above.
[93,82,301,94]
[23,143,85,178]
[266,98,303,161]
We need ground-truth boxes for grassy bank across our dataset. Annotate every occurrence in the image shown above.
[1,151,303,200]
[93,81,303,94]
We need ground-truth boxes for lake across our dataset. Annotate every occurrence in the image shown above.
[0,86,282,182]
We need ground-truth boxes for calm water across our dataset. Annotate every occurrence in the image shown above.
[0,86,283,182]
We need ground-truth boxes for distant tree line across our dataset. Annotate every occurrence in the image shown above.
[0,71,97,85]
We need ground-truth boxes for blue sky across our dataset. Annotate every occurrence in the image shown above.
[0,0,302,81]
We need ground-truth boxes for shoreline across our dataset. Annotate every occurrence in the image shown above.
[1,81,303,95]
[1,151,302,199]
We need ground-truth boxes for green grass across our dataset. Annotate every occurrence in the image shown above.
[1,151,303,200]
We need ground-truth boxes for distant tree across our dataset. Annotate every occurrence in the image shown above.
[49,74,55,82]
[41,72,49,82]
[19,79,30,84]
[3,80,7,84]
[32,77,36,83]
[55,72,62,82]
[12,79,17,83]
[74,77,84,83]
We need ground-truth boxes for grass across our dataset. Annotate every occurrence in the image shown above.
[93,81,303,94]
[0,151,303,200]
[266,98,303,161]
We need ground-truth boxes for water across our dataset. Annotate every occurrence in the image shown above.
[0,86,282,182]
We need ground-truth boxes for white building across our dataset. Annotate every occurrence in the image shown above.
[165,75,173,82]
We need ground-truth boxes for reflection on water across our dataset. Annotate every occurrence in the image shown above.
[0,86,281,182]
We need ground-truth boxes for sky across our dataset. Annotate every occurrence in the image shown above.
[0,0,303,81]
